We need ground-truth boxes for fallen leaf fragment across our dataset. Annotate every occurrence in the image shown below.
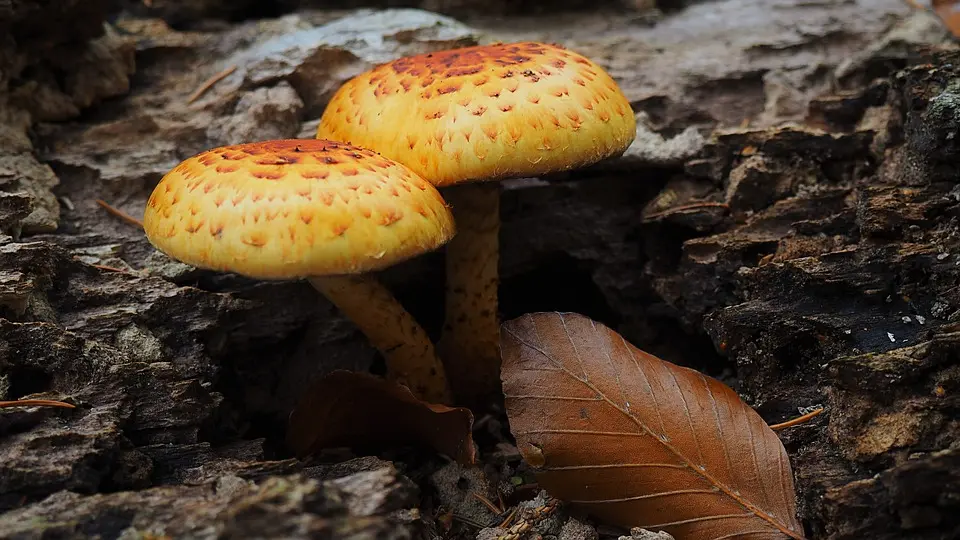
[287,370,475,465]
[500,312,805,540]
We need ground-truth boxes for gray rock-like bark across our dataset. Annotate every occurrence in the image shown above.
[0,469,418,539]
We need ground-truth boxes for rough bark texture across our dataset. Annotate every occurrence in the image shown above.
[118,0,651,26]
[1,0,959,538]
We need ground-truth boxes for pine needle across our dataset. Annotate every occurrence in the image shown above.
[96,199,144,228]
[770,407,825,431]
[187,65,237,104]
[0,399,75,409]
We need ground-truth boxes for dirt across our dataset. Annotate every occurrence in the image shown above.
[0,0,959,538]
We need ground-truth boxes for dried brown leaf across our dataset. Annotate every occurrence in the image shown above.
[287,370,475,465]
[500,312,805,540]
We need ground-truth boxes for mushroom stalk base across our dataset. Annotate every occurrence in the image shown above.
[307,275,452,404]
[437,182,502,408]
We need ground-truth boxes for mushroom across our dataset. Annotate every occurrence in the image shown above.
[142,139,456,403]
[316,41,636,406]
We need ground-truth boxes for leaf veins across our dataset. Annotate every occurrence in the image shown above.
[500,312,805,540]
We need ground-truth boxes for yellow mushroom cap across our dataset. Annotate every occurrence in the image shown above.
[143,139,456,279]
[317,41,636,187]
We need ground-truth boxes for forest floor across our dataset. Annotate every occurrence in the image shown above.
[1,0,959,539]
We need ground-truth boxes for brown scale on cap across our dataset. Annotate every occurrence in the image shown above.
[143,139,455,280]
[318,41,636,187]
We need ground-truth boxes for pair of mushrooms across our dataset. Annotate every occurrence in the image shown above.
[143,41,636,406]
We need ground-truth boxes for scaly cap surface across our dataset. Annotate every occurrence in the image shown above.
[317,41,636,187]
[143,139,455,279]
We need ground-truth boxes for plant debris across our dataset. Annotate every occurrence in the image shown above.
[287,370,476,465]
[769,407,825,431]
[0,400,76,409]
[500,312,803,539]
[95,199,144,228]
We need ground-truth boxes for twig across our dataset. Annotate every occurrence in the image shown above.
[497,496,561,540]
[96,199,144,228]
[0,399,76,409]
[187,65,237,104]
[770,407,825,431]
[472,492,504,515]
[643,201,729,221]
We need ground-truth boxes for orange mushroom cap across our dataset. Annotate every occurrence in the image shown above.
[143,139,455,279]
[317,41,636,187]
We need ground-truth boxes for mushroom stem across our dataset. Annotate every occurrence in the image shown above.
[307,275,452,404]
[436,182,502,407]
